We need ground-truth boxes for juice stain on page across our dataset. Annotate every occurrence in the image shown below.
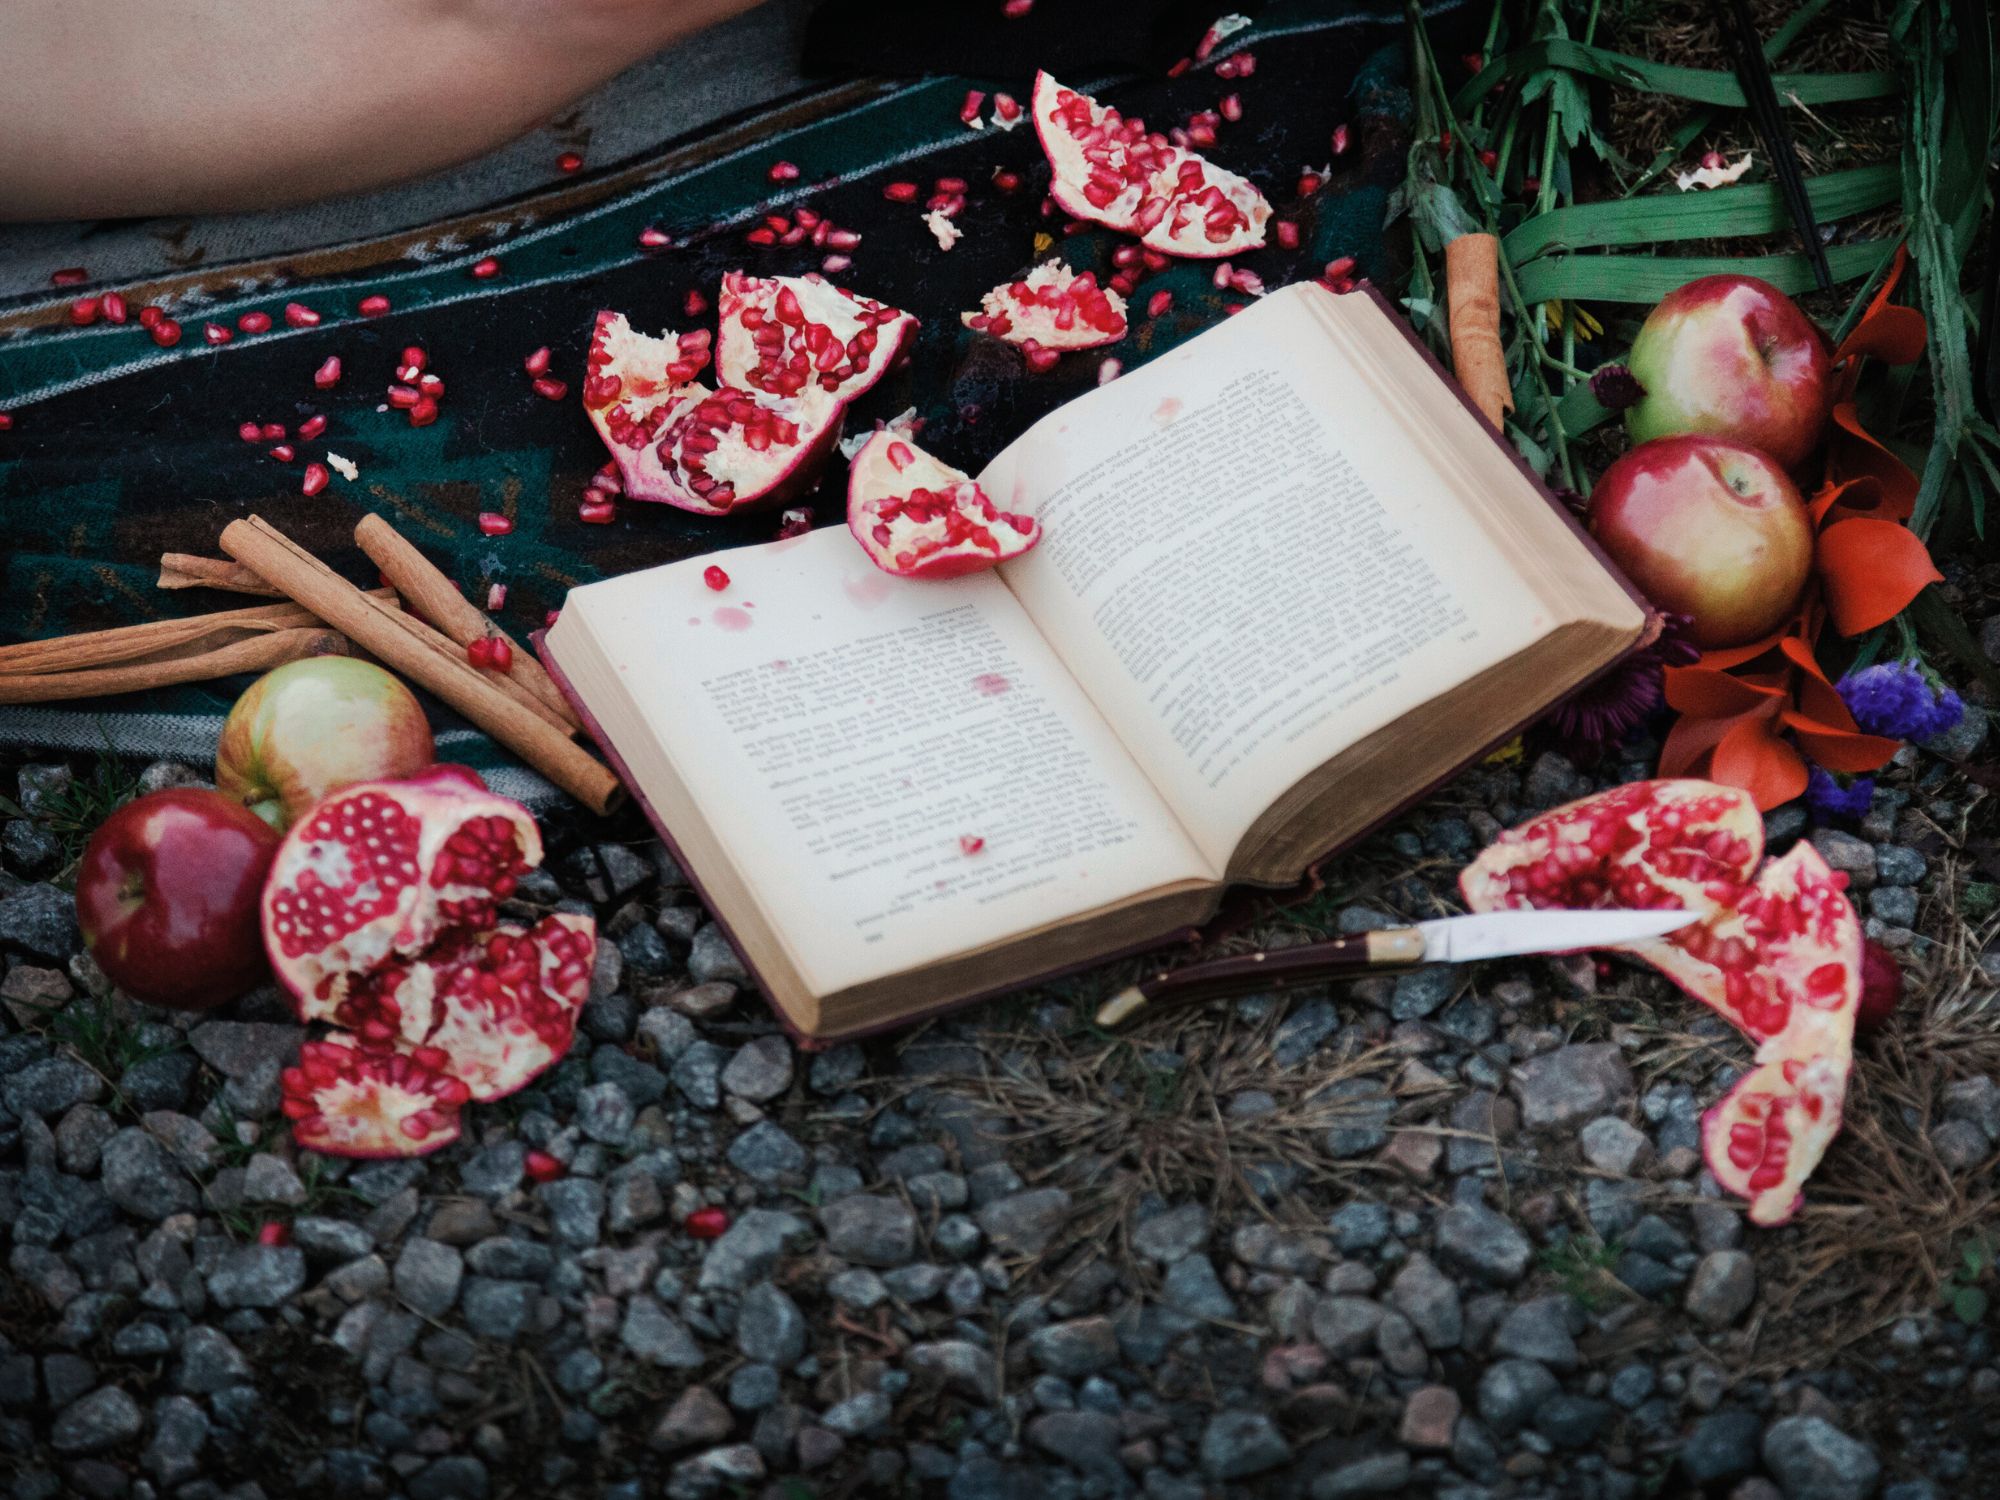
[843,571,894,609]
[971,673,1012,696]
[712,607,753,631]
[1151,396,1184,427]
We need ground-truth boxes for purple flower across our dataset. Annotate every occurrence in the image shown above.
[1837,661,1964,741]
[1805,767,1874,822]
[1543,613,1695,755]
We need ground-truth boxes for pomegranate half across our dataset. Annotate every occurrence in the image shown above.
[847,431,1040,578]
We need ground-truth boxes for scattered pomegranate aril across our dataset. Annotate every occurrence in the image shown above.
[882,181,920,202]
[638,226,673,250]
[487,583,508,611]
[1275,220,1300,250]
[70,297,100,326]
[418,374,445,398]
[684,1206,731,1239]
[358,295,391,317]
[994,93,1022,125]
[269,444,296,462]
[1146,290,1173,318]
[1478,148,1499,170]
[314,356,343,390]
[525,1149,566,1183]
[703,565,731,592]
[478,512,513,536]
[302,462,331,496]
[531,376,569,402]
[557,151,584,174]
[1331,123,1351,156]
[959,835,985,855]
[256,1221,291,1247]
[523,346,552,377]
[777,507,813,539]
[1001,0,1033,14]
[578,499,617,524]
[992,167,1022,193]
[1298,170,1324,196]
[237,310,272,333]
[1219,94,1243,122]
[0,414,13,432]
[299,415,327,440]
[238,421,263,443]
[100,293,128,324]
[204,322,233,345]
[960,90,986,126]
[684,289,710,319]
[402,397,435,427]
[768,159,801,182]
[471,256,502,279]
[51,267,88,286]
[150,318,182,348]
[285,302,321,328]
[261,422,287,441]
[387,385,421,410]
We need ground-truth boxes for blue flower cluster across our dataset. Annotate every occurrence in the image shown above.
[1836,661,1964,742]
[1805,767,1874,822]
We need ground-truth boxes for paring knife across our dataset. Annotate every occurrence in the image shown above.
[1095,908,1700,1027]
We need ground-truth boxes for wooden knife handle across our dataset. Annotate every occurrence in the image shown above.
[1097,928,1428,1025]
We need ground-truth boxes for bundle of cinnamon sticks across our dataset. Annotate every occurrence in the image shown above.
[8,514,621,815]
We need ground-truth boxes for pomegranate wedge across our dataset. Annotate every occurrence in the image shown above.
[584,311,714,506]
[420,916,597,1101]
[962,261,1129,351]
[280,1039,470,1159]
[847,431,1040,578]
[716,272,917,403]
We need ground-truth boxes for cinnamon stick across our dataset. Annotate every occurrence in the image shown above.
[0,596,375,677]
[0,629,348,705]
[357,592,575,736]
[1445,232,1513,431]
[158,554,282,596]
[221,516,622,814]
[354,513,579,730]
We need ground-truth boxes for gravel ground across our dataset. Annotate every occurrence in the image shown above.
[3,632,1997,1498]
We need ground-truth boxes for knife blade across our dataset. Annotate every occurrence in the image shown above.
[1095,907,1700,1027]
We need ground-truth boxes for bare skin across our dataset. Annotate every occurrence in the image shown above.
[2,0,764,221]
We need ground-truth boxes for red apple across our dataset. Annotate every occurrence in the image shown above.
[1625,274,1830,470]
[1588,435,1815,649]
[217,657,433,828]
[75,789,282,1010]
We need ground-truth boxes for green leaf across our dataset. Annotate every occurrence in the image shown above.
[1503,165,1900,265]
[1513,241,1897,304]
[1452,38,1895,117]
[1953,1285,1989,1326]
[1967,1240,1989,1277]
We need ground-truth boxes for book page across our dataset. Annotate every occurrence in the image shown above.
[558,527,1213,996]
[987,282,1555,869]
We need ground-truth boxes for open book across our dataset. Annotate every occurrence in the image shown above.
[544,281,1646,1041]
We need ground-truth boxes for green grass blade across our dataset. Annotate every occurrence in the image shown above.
[1452,38,1895,115]
[1513,240,1897,303]
[1503,164,1899,263]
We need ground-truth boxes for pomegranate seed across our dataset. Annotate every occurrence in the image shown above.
[1478,149,1499,170]
[1023,342,1060,374]
[1224,302,1246,314]
[531,376,568,402]
[684,289,709,318]
[408,397,439,427]
[1219,94,1243,122]
[487,583,508,610]
[524,1149,565,1183]
[1331,124,1351,156]
[238,421,262,442]
[301,462,330,496]
[51,267,87,286]
[261,422,287,441]
[960,90,986,125]
[1147,290,1173,318]
[1298,171,1324,196]
[882,181,920,202]
[418,373,445,397]
[256,1221,290,1248]
[237,311,272,333]
[268,444,295,462]
[1141,250,1170,272]
[358,295,390,317]
[0,414,13,432]
[684,1206,730,1239]
[471,256,502,279]
[1168,56,1190,77]
[546,610,562,628]
[959,835,985,855]
[557,151,584,174]
[387,385,420,409]
[100,293,127,324]
[69,298,100,326]
[768,159,800,182]
[992,167,1022,193]
[578,499,616,524]
[400,346,427,372]
[1275,220,1301,251]
[745,227,777,246]
[204,322,233,345]
[313,356,342,390]
[993,93,1021,123]
[822,254,852,274]
[1700,149,1727,170]
[703,565,730,592]
[466,637,493,668]
[150,318,182,348]
[1441,130,1454,153]
[523,346,552,376]
[1324,256,1357,281]
[478,512,514,536]
[298,415,327,441]
[638,226,672,249]
[284,302,321,328]
[1464,53,1485,74]
[487,637,514,670]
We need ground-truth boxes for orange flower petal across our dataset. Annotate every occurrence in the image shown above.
[1827,403,1917,519]
[1817,518,1943,636]
[1709,715,1809,810]
[1833,303,1926,368]
[1781,713,1903,773]
[1665,666,1787,717]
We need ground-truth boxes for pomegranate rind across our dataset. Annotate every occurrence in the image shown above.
[261,766,543,1022]
[584,311,713,507]
[1701,1052,1847,1227]
[1032,73,1271,259]
[421,915,597,1102]
[280,1038,470,1159]
[846,432,1041,579]
[961,261,1130,352]
[715,273,917,404]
